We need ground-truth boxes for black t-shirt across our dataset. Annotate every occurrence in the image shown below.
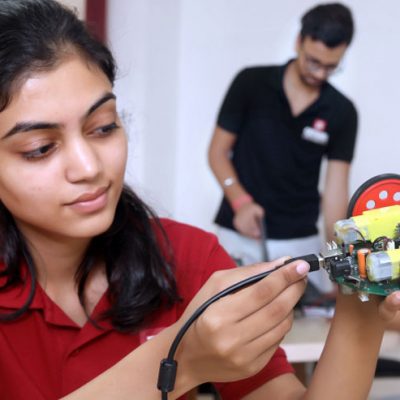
[214,62,358,239]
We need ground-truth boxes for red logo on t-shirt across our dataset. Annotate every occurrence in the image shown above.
[313,118,327,132]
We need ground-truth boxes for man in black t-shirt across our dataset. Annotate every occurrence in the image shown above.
[208,3,357,291]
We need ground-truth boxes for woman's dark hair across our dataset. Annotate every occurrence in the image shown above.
[0,0,114,111]
[0,0,179,332]
[300,3,354,48]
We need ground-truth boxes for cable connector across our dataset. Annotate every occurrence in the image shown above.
[283,253,322,272]
[157,359,177,393]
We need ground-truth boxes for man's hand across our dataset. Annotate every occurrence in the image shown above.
[233,202,265,239]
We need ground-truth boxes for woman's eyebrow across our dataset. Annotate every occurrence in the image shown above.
[86,92,116,117]
[1,92,117,140]
[2,122,60,139]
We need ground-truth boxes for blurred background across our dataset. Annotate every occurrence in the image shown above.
[62,0,400,235]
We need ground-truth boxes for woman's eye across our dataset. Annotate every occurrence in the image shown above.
[22,143,56,160]
[94,122,120,136]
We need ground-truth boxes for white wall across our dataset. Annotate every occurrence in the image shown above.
[59,0,85,18]
[108,0,400,233]
[108,0,181,215]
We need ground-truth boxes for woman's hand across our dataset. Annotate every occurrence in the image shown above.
[334,288,400,326]
[377,291,400,322]
[62,258,309,400]
[173,258,309,388]
[305,288,400,400]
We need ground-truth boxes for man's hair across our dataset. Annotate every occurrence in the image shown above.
[300,3,354,47]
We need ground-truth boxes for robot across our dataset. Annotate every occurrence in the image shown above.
[319,173,400,301]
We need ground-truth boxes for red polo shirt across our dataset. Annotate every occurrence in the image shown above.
[0,219,293,399]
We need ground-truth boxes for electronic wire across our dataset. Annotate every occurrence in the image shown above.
[158,254,320,399]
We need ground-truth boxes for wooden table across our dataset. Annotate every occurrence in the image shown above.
[281,315,400,363]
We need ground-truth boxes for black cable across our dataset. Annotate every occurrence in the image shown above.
[259,217,269,262]
[157,254,321,399]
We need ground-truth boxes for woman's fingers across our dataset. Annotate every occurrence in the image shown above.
[207,260,309,322]
[188,259,309,350]
[178,259,291,323]
[226,315,293,377]
[213,256,308,296]
[378,291,400,321]
[197,277,304,362]
[233,278,305,339]
[191,312,294,383]
[187,256,293,309]
[178,259,310,385]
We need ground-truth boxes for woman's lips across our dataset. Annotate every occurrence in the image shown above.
[66,186,109,213]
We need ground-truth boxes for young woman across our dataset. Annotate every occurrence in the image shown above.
[0,1,399,399]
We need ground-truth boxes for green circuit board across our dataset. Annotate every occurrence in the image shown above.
[335,275,400,296]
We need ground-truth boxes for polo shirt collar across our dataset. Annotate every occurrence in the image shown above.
[0,263,113,332]
[279,58,329,93]
[0,264,43,310]
[267,60,289,92]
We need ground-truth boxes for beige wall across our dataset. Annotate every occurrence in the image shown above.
[58,0,86,19]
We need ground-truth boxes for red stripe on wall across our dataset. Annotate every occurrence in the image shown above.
[86,0,107,43]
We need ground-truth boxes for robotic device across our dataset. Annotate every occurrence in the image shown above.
[318,173,400,301]
[158,173,400,398]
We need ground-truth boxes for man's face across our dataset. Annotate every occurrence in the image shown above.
[295,36,348,88]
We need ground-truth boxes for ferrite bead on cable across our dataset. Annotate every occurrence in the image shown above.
[157,359,177,393]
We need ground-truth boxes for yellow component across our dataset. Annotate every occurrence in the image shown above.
[366,249,400,282]
[334,205,400,244]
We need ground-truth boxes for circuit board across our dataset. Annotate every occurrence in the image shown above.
[321,177,400,299]
[335,276,400,297]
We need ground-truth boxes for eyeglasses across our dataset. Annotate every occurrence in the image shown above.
[303,53,341,76]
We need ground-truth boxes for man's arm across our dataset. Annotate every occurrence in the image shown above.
[321,160,350,242]
[208,126,242,203]
[208,126,264,238]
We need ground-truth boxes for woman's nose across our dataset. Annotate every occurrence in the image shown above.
[64,138,102,182]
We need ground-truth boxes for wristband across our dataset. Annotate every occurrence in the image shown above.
[231,194,253,212]
[223,177,236,188]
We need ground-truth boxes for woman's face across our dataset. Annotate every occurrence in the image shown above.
[0,56,128,242]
